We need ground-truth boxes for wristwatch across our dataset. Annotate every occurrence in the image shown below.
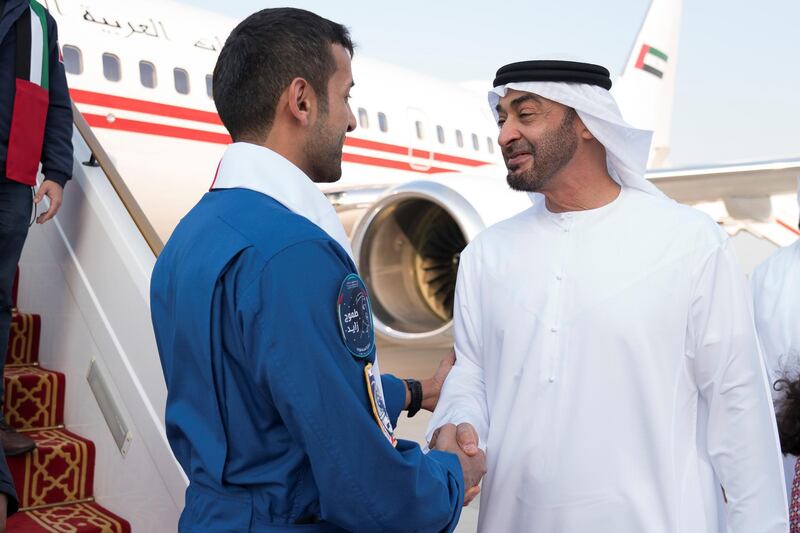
[404,379,423,418]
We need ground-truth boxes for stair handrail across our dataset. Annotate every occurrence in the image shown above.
[71,103,164,256]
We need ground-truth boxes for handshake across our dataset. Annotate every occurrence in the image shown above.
[430,422,486,506]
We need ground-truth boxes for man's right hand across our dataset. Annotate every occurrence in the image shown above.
[429,422,481,457]
[430,423,486,505]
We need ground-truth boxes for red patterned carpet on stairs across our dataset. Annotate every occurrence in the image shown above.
[4,269,130,532]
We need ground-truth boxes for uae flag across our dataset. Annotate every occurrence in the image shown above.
[6,1,50,186]
[635,44,668,79]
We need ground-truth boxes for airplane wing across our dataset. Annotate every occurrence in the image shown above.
[647,159,800,253]
[647,159,800,204]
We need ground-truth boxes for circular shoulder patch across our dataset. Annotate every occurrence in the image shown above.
[337,274,375,358]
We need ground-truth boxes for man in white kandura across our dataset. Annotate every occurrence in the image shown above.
[751,178,800,510]
[427,60,788,532]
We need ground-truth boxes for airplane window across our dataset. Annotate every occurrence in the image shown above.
[436,125,445,144]
[102,53,121,82]
[62,45,82,75]
[139,61,157,89]
[472,133,480,151]
[378,112,388,133]
[358,108,369,129]
[174,68,190,95]
[486,137,495,154]
[415,121,425,140]
[455,129,463,148]
[206,75,213,99]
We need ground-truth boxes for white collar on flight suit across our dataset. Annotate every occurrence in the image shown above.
[210,142,354,260]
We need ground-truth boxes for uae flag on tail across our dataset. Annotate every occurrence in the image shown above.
[635,44,668,79]
[6,1,50,186]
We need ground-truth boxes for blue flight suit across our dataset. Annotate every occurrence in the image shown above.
[151,188,464,532]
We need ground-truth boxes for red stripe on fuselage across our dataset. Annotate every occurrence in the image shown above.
[71,89,492,168]
[344,137,489,167]
[83,113,232,144]
[81,112,459,174]
[71,89,223,125]
[777,218,800,236]
[342,153,453,174]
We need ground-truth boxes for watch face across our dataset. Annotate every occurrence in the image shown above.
[337,274,375,358]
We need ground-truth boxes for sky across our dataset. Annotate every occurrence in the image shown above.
[178,0,800,169]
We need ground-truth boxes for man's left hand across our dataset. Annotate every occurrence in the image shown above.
[34,181,63,224]
[421,349,455,411]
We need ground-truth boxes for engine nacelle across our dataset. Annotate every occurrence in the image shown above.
[350,176,530,346]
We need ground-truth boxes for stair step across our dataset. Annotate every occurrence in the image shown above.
[5,269,131,531]
[6,501,131,532]
[3,366,65,429]
[5,312,41,366]
[7,428,96,509]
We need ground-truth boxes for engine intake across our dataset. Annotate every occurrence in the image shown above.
[351,181,484,345]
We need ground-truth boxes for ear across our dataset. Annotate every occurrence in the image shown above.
[286,77,316,126]
[576,115,595,141]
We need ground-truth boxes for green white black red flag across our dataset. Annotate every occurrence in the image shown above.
[6,1,51,186]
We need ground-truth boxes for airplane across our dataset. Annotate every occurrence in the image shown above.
[45,0,800,348]
[7,0,799,530]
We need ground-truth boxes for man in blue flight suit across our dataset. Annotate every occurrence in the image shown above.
[0,0,73,456]
[150,8,486,532]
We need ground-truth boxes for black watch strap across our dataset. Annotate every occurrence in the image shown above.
[404,379,423,418]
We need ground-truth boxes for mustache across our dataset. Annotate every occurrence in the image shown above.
[502,140,535,159]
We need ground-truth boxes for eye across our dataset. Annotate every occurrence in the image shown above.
[497,118,506,127]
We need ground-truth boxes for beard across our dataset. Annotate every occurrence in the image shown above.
[505,109,578,192]
[305,110,346,183]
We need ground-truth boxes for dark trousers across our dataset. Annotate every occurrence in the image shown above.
[0,178,32,407]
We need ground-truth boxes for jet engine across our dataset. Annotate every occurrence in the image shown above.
[350,177,530,346]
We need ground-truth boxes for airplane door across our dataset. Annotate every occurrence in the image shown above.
[406,108,433,172]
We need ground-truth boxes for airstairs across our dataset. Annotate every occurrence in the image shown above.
[3,106,184,531]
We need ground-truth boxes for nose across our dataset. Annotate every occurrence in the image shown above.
[497,120,520,149]
[346,106,357,133]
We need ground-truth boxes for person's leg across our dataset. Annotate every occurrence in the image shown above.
[0,178,36,455]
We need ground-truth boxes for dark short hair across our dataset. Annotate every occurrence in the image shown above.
[213,8,354,142]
